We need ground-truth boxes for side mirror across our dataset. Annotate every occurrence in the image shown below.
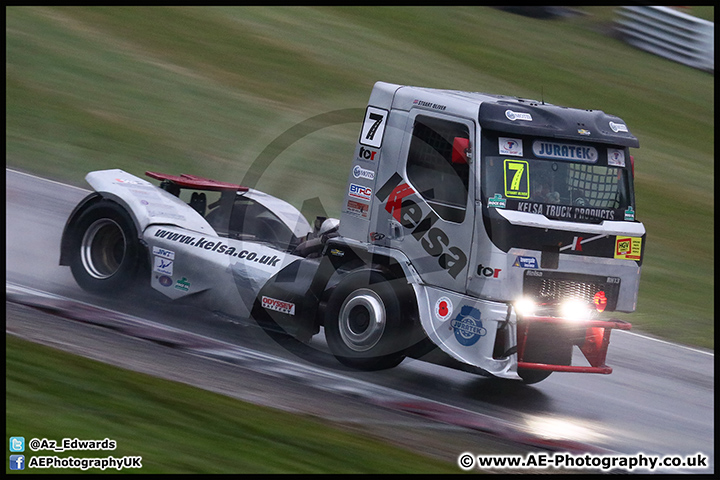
[452,137,470,164]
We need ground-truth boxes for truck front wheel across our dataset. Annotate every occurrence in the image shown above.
[324,270,408,371]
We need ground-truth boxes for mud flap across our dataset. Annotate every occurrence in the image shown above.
[253,257,326,341]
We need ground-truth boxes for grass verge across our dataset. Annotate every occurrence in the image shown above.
[5,335,457,474]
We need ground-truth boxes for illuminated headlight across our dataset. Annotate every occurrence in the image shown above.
[560,299,593,321]
[514,297,537,317]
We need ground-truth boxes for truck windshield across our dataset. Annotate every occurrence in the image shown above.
[482,155,634,223]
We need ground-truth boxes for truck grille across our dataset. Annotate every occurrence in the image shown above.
[523,271,620,311]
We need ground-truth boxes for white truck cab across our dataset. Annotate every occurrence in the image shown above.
[331,82,643,381]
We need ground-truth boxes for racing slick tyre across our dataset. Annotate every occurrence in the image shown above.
[67,200,144,294]
[517,368,553,385]
[324,270,410,371]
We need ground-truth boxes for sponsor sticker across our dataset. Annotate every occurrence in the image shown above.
[488,193,507,209]
[624,206,635,221]
[357,146,378,161]
[505,110,533,122]
[609,121,628,133]
[614,236,642,260]
[153,229,281,267]
[413,99,447,111]
[499,137,523,156]
[261,296,296,315]
[477,264,502,278]
[174,277,190,292]
[451,306,486,347]
[359,106,388,148]
[435,296,453,321]
[512,256,539,268]
[352,164,375,180]
[158,275,173,287]
[147,208,185,221]
[113,177,147,186]
[608,148,626,167]
[153,256,173,276]
[152,246,175,260]
[503,159,530,199]
[129,187,159,199]
[518,202,617,221]
[346,199,369,218]
[349,183,372,201]
[369,232,385,242]
[532,141,598,163]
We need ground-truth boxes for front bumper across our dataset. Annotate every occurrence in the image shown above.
[517,315,631,374]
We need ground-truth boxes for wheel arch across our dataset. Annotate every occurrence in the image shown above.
[60,192,144,266]
[315,240,422,331]
[316,242,418,325]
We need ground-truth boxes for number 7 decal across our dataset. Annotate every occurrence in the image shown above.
[504,159,530,198]
[359,106,388,148]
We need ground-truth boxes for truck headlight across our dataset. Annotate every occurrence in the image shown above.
[560,299,592,321]
[514,297,537,317]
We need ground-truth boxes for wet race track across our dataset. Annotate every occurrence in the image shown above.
[6,168,714,473]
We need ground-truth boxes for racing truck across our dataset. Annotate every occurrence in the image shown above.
[60,81,645,383]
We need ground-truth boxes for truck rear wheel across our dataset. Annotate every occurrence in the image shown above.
[324,270,408,371]
[67,201,143,294]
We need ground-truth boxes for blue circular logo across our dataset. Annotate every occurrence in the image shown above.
[451,306,486,346]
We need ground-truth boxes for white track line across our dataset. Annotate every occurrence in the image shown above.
[617,329,713,356]
[6,167,90,193]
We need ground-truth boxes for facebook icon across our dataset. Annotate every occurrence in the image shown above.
[9,455,25,470]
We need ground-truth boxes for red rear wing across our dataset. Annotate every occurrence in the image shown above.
[145,171,248,192]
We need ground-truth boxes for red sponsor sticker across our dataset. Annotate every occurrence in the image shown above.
[261,296,296,315]
[435,296,453,321]
[346,199,369,218]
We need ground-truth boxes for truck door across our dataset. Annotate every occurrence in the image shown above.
[375,112,475,294]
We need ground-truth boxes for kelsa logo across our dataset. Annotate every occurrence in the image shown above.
[349,183,372,201]
[376,173,468,279]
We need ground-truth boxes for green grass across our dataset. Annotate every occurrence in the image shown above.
[5,335,456,473]
[5,6,713,349]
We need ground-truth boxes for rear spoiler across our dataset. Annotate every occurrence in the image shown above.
[146,171,248,192]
